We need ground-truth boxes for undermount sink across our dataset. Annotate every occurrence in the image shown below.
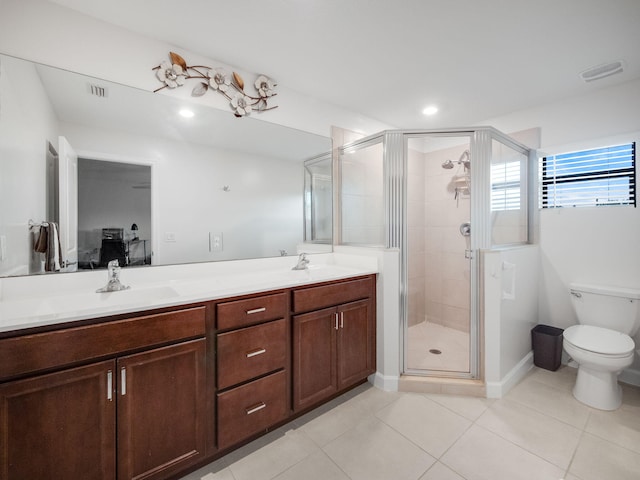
[47,285,180,313]
[273,264,355,283]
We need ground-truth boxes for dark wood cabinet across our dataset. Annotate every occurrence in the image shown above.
[0,274,375,479]
[337,299,375,390]
[215,292,289,450]
[292,276,376,412]
[117,339,207,480]
[0,360,116,480]
[217,370,288,448]
[0,307,208,480]
[292,307,338,410]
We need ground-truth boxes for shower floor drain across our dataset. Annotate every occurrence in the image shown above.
[429,349,442,355]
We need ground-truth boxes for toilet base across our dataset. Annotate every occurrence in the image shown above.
[573,366,622,410]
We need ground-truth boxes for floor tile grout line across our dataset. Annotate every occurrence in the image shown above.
[563,425,590,480]
[469,409,580,473]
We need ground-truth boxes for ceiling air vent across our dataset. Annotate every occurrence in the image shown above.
[88,83,108,98]
[579,60,624,83]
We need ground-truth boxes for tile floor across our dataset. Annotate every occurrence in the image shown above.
[180,366,640,480]
[407,322,469,372]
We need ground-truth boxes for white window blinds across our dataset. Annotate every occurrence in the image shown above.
[541,143,636,208]
[491,161,522,211]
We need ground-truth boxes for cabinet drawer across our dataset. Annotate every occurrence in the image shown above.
[217,292,287,330]
[217,319,287,390]
[0,306,206,381]
[292,276,373,313]
[217,370,288,448]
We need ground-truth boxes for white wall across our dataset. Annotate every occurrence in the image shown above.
[61,123,303,265]
[484,82,640,379]
[484,246,539,397]
[0,55,60,276]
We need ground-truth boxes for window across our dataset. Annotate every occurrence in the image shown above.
[491,160,522,211]
[541,143,636,208]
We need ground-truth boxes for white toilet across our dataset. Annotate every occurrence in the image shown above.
[563,283,640,410]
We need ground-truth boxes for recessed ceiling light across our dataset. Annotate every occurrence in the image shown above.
[422,105,438,116]
[179,108,194,118]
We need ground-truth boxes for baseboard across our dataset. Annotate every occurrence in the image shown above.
[370,372,399,392]
[486,351,534,398]
[620,367,640,387]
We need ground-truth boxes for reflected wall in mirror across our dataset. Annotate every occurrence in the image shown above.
[0,53,332,278]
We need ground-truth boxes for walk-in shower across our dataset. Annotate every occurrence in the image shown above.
[338,127,532,382]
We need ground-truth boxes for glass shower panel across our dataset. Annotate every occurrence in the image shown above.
[490,139,528,246]
[405,135,472,375]
[303,154,332,244]
[339,140,384,246]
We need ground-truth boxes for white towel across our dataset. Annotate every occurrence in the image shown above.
[34,222,63,272]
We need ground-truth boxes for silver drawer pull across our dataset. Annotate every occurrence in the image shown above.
[246,307,267,315]
[107,370,113,401]
[246,402,267,415]
[246,348,267,358]
[121,367,127,396]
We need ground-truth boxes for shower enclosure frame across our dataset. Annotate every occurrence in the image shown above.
[338,126,533,381]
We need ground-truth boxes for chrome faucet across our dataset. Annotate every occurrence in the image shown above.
[96,259,130,292]
[292,252,310,270]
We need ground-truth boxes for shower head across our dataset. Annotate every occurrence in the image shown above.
[459,150,471,170]
[441,159,454,169]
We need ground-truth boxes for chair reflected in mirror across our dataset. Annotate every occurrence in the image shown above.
[99,228,126,268]
[99,239,127,268]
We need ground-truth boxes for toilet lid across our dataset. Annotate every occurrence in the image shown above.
[563,325,635,355]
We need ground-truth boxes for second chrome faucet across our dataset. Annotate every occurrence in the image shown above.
[292,253,310,270]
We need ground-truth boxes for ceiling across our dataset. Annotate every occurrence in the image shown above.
[50,0,640,129]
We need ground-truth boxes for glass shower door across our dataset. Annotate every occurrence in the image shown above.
[405,134,474,376]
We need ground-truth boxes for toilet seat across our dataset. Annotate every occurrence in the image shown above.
[563,325,635,357]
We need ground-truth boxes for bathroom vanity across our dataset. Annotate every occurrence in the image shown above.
[0,264,376,480]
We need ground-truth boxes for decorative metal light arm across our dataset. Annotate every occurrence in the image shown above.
[153,52,278,117]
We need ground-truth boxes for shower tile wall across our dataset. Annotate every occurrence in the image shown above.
[408,145,471,333]
[340,143,385,246]
[407,148,425,327]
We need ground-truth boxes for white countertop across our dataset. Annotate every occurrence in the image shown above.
[0,252,378,333]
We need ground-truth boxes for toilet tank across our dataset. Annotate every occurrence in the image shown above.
[569,283,640,335]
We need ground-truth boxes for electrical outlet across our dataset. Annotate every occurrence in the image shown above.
[210,232,223,252]
[164,232,176,242]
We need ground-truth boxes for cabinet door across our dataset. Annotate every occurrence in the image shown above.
[117,339,207,480]
[0,360,116,480]
[337,299,375,390]
[292,307,338,411]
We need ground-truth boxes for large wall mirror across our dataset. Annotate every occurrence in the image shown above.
[0,53,332,278]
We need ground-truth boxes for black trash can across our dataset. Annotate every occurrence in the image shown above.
[531,324,564,371]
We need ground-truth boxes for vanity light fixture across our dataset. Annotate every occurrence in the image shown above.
[154,52,278,117]
[422,105,439,116]
[179,108,194,118]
